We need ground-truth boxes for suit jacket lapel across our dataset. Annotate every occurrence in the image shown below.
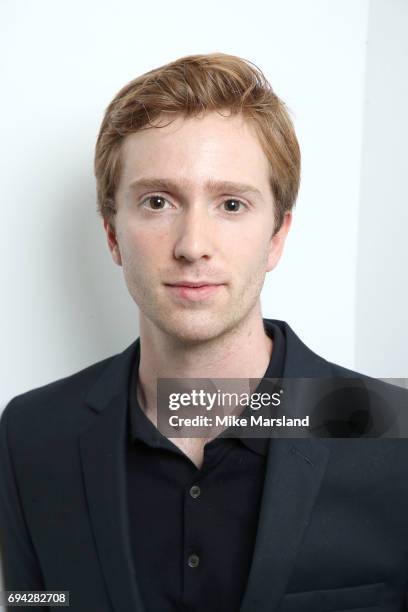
[79,340,146,612]
[240,319,332,611]
[240,437,329,612]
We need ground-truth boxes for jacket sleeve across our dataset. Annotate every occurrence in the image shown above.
[0,399,45,609]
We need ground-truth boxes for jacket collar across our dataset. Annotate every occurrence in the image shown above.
[239,319,331,611]
[266,318,334,378]
[84,339,139,413]
[80,338,143,611]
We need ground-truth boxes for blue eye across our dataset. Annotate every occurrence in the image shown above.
[223,199,246,213]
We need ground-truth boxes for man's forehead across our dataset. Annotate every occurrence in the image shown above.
[118,111,273,196]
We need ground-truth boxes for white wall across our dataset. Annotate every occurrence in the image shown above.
[355,0,408,377]
[1,0,405,410]
[262,0,369,367]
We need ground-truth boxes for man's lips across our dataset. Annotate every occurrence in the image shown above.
[166,281,224,287]
[164,282,225,301]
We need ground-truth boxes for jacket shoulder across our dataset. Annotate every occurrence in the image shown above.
[1,352,119,426]
[265,319,407,403]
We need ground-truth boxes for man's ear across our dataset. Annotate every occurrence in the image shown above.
[266,211,292,272]
[103,218,122,266]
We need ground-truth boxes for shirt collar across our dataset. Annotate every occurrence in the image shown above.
[235,320,286,456]
[128,320,286,458]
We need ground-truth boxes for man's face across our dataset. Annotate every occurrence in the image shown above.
[105,111,291,343]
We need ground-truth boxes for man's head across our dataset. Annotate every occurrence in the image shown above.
[94,53,301,344]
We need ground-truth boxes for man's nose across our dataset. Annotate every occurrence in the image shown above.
[173,205,215,263]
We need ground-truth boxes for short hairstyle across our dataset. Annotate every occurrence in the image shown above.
[94,52,301,234]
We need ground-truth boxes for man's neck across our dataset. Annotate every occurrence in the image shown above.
[136,307,273,422]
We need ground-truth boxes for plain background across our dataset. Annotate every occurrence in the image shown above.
[1,0,407,408]
[1,0,408,603]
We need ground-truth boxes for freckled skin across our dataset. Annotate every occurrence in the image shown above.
[104,111,291,345]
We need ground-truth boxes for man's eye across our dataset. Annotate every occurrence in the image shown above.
[223,199,246,213]
[142,196,170,210]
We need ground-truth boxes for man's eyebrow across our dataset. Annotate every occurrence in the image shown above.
[127,177,263,197]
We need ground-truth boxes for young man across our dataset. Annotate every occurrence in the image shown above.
[1,53,407,612]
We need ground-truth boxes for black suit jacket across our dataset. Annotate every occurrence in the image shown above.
[1,319,408,612]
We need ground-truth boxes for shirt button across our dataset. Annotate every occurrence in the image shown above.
[189,485,201,499]
[188,553,200,568]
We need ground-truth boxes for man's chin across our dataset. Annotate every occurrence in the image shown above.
[153,312,232,345]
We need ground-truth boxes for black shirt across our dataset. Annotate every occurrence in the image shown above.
[126,321,286,612]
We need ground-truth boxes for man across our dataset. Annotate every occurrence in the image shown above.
[1,53,407,612]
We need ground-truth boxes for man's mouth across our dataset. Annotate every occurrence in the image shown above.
[164,281,225,301]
